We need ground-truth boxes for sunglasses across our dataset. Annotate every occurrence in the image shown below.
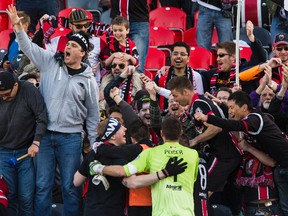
[172,51,188,57]
[217,53,230,58]
[0,88,13,98]
[276,47,288,51]
[74,23,90,29]
[111,63,126,69]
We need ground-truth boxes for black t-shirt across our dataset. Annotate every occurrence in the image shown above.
[190,94,241,159]
[67,65,86,76]
[79,149,127,216]
[207,111,288,167]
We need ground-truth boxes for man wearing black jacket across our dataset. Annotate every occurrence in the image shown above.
[0,72,47,216]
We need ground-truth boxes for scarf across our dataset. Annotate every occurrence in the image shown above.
[210,67,236,96]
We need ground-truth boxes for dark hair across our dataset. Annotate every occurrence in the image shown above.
[216,41,236,55]
[217,87,232,95]
[161,116,182,141]
[130,121,150,142]
[228,91,253,111]
[167,76,193,93]
[112,16,129,29]
[107,105,121,115]
[172,42,190,56]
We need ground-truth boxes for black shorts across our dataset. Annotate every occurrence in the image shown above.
[207,156,241,192]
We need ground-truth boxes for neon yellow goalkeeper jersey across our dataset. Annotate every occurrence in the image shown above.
[124,141,199,216]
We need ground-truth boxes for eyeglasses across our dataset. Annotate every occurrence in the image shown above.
[276,47,288,51]
[111,63,126,69]
[217,53,230,58]
[172,51,188,57]
[73,23,90,29]
[0,88,13,98]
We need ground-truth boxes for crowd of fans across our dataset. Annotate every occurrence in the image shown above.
[0,1,288,216]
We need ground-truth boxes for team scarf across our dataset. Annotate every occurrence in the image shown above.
[119,75,133,103]
[210,66,236,96]
[235,145,274,189]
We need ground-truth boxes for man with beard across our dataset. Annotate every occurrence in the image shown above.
[100,55,143,110]
[154,42,204,111]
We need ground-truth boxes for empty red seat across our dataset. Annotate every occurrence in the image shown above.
[0,29,13,49]
[150,7,186,42]
[188,46,212,70]
[145,48,166,75]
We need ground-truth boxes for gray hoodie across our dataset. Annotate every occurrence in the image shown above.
[16,30,99,144]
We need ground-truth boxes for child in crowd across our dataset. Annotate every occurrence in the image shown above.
[104,16,139,67]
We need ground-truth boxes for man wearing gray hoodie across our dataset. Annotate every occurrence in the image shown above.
[7,5,100,216]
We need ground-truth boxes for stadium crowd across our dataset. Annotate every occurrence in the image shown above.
[0,0,288,216]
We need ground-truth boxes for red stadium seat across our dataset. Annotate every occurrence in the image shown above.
[184,27,219,47]
[239,46,252,61]
[149,26,175,57]
[149,26,175,46]
[183,27,197,47]
[188,46,212,70]
[0,11,12,31]
[0,29,13,49]
[144,70,154,80]
[150,7,186,42]
[0,0,14,10]
[145,48,166,74]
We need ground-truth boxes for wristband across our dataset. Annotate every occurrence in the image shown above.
[156,172,161,180]
[32,142,40,148]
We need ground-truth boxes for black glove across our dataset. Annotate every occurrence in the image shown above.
[162,157,188,177]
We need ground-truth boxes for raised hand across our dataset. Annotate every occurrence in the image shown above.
[6,4,22,26]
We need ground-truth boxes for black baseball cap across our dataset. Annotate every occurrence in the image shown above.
[0,72,17,91]
[273,33,288,47]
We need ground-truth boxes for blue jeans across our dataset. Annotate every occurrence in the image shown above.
[129,22,149,73]
[274,166,288,215]
[196,5,233,50]
[34,131,82,216]
[0,147,35,216]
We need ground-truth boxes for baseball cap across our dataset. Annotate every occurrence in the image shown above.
[0,72,17,90]
[273,33,288,47]
[69,9,92,24]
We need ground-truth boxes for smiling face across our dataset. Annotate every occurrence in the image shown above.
[274,45,288,64]
[168,94,186,117]
[227,100,247,120]
[64,41,85,68]
[216,90,230,105]
[112,24,129,44]
[138,102,151,126]
[217,48,235,72]
[171,46,190,71]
